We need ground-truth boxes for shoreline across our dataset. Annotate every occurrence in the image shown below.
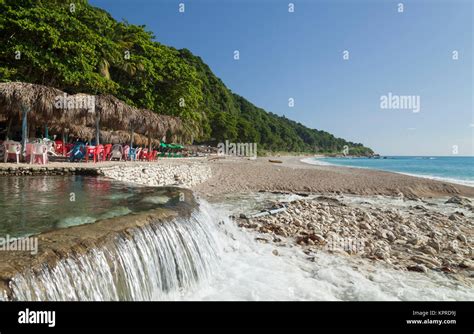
[301,156,474,188]
[192,156,474,200]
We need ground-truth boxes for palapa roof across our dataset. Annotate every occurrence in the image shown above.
[0,82,181,141]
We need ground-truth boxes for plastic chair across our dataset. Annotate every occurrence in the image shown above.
[30,143,48,164]
[69,143,86,162]
[140,148,149,161]
[43,139,57,157]
[4,142,21,163]
[94,144,105,163]
[128,147,136,161]
[148,150,158,161]
[104,144,113,160]
[134,147,142,161]
[123,145,130,160]
[65,143,74,157]
[85,145,95,162]
[109,144,123,161]
[54,140,65,156]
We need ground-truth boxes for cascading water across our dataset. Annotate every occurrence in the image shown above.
[7,206,219,301]
[2,196,473,301]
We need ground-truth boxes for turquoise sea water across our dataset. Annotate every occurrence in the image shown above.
[308,156,474,187]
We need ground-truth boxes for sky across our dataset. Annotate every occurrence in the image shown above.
[89,0,473,156]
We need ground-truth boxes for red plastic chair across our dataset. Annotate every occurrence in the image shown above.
[140,148,148,161]
[95,144,105,162]
[148,150,158,161]
[85,145,95,162]
[104,144,113,160]
[54,140,65,156]
[65,143,74,157]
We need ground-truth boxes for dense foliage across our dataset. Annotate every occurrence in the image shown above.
[0,0,373,154]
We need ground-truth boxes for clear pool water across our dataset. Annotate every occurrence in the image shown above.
[0,175,184,238]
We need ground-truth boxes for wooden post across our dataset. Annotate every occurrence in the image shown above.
[5,117,12,140]
[148,131,152,152]
[62,130,66,156]
[95,111,100,146]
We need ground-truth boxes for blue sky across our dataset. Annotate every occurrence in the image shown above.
[90,0,473,156]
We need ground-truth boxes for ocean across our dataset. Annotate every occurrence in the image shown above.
[305,156,474,187]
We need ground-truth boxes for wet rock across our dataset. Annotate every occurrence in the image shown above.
[448,214,461,222]
[374,248,390,260]
[420,245,437,256]
[309,233,325,243]
[358,222,371,230]
[411,255,442,268]
[445,196,471,206]
[408,237,420,246]
[459,260,473,270]
[407,264,427,273]
[427,240,442,253]
[457,234,467,243]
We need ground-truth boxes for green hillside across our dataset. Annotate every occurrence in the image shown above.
[0,0,373,155]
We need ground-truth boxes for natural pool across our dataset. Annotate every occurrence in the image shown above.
[0,175,186,238]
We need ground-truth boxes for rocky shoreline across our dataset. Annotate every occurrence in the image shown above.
[236,194,474,285]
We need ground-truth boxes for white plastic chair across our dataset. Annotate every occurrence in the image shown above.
[4,142,21,163]
[44,139,57,156]
[109,144,123,161]
[30,143,48,164]
[134,147,142,161]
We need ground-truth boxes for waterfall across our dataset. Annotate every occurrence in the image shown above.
[4,197,473,301]
[7,205,219,301]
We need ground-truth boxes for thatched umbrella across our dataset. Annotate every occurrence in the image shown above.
[0,82,94,141]
[0,82,183,145]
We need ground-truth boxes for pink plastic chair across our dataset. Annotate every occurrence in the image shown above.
[4,142,21,163]
[123,145,130,160]
[30,143,48,164]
